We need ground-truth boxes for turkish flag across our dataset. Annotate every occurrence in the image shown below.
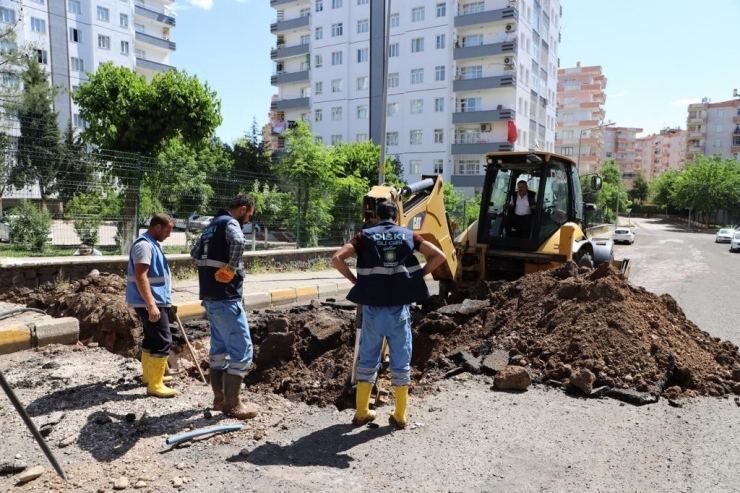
[507,120,518,143]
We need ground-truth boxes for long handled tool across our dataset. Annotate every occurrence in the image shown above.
[173,311,207,384]
[0,370,67,481]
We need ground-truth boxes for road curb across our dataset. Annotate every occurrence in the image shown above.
[0,317,80,356]
[0,325,32,355]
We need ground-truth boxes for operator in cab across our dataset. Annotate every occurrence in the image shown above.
[504,180,536,238]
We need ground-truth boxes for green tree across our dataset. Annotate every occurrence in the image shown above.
[650,169,680,207]
[627,172,649,204]
[10,58,62,211]
[671,155,740,227]
[57,121,95,207]
[232,118,273,177]
[7,200,51,252]
[275,121,341,247]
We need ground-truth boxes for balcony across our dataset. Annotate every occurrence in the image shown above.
[453,41,516,61]
[270,15,310,33]
[732,146,740,153]
[271,0,299,5]
[689,117,704,124]
[455,7,517,28]
[270,97,310,111]
[135,31,176,51]
[689,131,705,139]
[271,42,310,60]
[452,108,515,124]
[451,140,514,155]
[135,5,176,26]
[453,75,515,92]
[734,116,740,124]
[271,70,309,85]
[688,145,703,153]
[135,57,175,73]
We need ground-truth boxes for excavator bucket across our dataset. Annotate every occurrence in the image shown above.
[613,258,631,278]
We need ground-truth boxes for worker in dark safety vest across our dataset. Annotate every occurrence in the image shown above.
[190,194,258,420]
[332,201,445,428]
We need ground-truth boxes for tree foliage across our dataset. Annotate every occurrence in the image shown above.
[232,118,273,176]
[596,159,629,223]
[627,173,649,204]
[7,200,51,252]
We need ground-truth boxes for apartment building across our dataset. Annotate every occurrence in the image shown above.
[686,97,740,162]
[269,0,562,194]
[636,128,687,180]
[601,126,642,186]
[554,63,606,175]
[2,0,175,131]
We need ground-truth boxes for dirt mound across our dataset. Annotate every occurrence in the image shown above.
[2,274,142,357]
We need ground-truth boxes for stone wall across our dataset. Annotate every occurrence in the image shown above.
[0,248,338,290]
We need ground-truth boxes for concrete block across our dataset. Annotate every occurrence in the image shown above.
[244,292,271,310]
[33,318,79,348]
[176,302,206,321]
[271,288,297,306]
[0,326,32,355]
[316,283,338,299]
[295,286,318,303]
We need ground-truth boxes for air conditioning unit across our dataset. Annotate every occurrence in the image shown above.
[481,123,492,132]
[503,56,515,65]
[505,23,517,33]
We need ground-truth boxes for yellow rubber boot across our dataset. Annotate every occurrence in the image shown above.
[147,356,177,398]
[352,382,376,426]
[390,386,408,429]
[141,352,172,385]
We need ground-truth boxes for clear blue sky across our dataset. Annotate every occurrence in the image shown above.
[170,0,740,143]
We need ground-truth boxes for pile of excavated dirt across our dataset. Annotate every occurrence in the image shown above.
[1,274,141,357]
[4,262,740,408]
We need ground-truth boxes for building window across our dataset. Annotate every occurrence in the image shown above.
[36,49,48,64]
[457,158,480,175]
[436,34,445,49]
[315,108,323,121]
[332,135,342,145]
[68,0,81,15]
[70,56,84,71]
[331,51,343,65]
[461,65,482,79]
[433,159,444,174]
[434,97,444,112]
[97,7,109,22]
[410,129,423,145]
[715,125,724,132]
[331,78,343,92]
[357,105,368,119]
[436,3,446,16]
[332,0,342,8]
[435,65,446,81]
[434,129,444,143]
[358,0,369,4]
[390,13,399,27]
[332,23,343,36]
[357,48,368,63]
[389,43,399,57]
[714,139,722,148]
[386,132,398,145]
[120,14,128,28]
[462,34,483,47]
[357,19,369,33]
[410,99,423,114]
[300,34,310,45]
[387,102,399,117]
[357,133,368,142]
[410,159,422,174]
[411,6,425,22]
[1,72,19,89]
[717,109,725,118]
[31,17,46,33]
[69,28,82,43]
[0,40,17,53]
[459,97,481,112]
[0,7,15,24]
[411,37,424,53]
[357,76,368,91]
[388,72,399,88]
[121,41,129,54]
[315,81,323,94]
[315,26,323,39]
[315,136,323,145]
[315,0,323,12]
[411,68,423,84]
[315,54,323,68]
[73,114,85,128]
[561,147,573,156]
[461,1,485,15]
[98,35,111,50]
[331,106,343,121]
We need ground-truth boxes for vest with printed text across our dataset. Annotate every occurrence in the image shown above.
[194,209,244,301]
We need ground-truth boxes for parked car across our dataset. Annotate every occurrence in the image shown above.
[188,215,213,232]
[0,219,10,242]
[716,228,734,243]
[144,213,187,230]
[187,214,204,228]
[242,222,261,235]
[731,232,740,252]
[612,228,635,245]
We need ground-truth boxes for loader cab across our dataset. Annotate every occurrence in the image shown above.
[478,152,581,250]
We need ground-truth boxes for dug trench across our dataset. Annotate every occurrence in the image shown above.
[4,262,740,408]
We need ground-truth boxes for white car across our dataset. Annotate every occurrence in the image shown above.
[0,220,9,242]
[612,228,635,245]
[188,215,213,232]
[716,228,734,243]
[144,214,187,230]
[242,222,261,235]
[731,232,740,252]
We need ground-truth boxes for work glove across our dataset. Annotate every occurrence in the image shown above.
[214,265,236,283]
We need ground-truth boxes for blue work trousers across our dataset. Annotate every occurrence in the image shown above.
[356,305,412,387]
[204,300,253,377]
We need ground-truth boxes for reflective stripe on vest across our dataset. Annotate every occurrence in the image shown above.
[196,259,228,268]
[356,264,423,276]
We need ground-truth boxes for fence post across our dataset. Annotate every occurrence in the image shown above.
[295,177,301,249]
[134,153,141,242]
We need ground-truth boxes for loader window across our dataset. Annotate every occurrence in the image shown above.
[537,162,569,244]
